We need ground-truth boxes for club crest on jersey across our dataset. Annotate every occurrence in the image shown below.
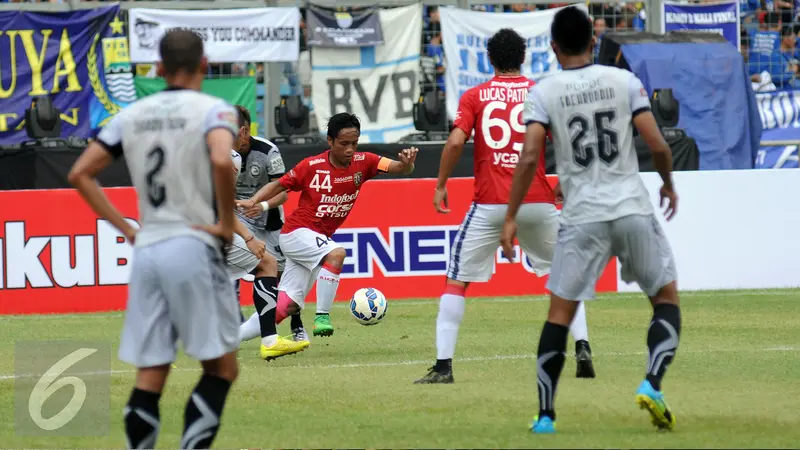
[250,165,261,177]
[354,172,363,187]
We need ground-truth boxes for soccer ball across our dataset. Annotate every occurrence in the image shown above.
[349,288,388,325]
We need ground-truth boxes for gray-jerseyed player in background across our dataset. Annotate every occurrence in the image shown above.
[500,6,681,434]
[69,30,240,449]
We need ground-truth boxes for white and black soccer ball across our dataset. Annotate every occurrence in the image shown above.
[350,288,387,326]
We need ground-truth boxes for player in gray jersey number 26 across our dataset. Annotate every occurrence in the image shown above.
[500,6,682,434]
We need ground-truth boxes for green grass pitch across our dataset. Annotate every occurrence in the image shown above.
[0,289,799,448]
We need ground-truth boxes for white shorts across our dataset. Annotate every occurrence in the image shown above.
[447,203,558,283]
[119,236,240,367]
[225,233,260,281]
[546,214,677,301]
[278,228,343,307]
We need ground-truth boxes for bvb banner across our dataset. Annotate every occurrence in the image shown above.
[0,5,134,145]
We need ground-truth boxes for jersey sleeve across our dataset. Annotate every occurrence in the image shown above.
[95,113,124,159]
[628,74,652,118]
[364,152,391,180]
[266,147,287,180]
[452,90,477,134]
[278,159,307,192]
[203,101,239,136]
[522,84,549,127]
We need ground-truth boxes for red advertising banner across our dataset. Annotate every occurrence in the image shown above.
[0,178,617,315]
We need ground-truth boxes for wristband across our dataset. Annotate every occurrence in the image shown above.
[244,235,254,243]
[260,201,269,211]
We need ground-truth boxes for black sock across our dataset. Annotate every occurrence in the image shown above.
[124,388,161,449]
[252,277,278,338]
[645,304,681,391]
[316,312,329,316]
[435,358,452,372]
[537,322,568,421]
[290,313,304,330]
[181,375,232,449]
[234,280,244,323]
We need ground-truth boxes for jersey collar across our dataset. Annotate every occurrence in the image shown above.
[561,63,593,71]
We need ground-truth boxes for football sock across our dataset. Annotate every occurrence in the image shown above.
[569,301,589,343]
[180,375,232,449]
[238,312,260,342]
[645,303,681,391]
[290,313,304,330]
[124,388,161,449]
[537,321,568,421]
[234,280,244,323]
[253,276,279,347]
[316,264,341,314]
[436,284,466,363]
[276,291,294,324]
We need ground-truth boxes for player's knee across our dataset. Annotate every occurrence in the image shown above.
[201,352,239,382]
[650,281,679,307]
[547,294,580,326]
[444,279,468,296]
[255,253,278,277]
[323,247,346,269]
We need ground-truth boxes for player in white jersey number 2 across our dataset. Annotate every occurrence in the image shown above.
[501,7,681,434]
[69,30,241,448]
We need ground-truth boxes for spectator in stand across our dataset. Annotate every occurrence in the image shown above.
[750,14,800,88]
[472,4,498,12]
[776,0,796,25]
[780,25,800,65]
[424,6,441,46]
[593,17,607,62]
[508,4,532,12]
[425,24,446,93]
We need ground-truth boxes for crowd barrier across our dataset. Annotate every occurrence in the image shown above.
[0,169,798,315]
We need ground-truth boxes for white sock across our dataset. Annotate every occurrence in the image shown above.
[239,312,261,342]
[569,301,589,342]
[436,293,466,360]
[316,267,340,314]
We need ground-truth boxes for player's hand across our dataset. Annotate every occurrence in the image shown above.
[553,183,564,204]
[193,223,234,244]
[500,218,518,262]
[399,147,419,167]
[236,199,262,218]
[245,236,267,260]
[660,184,678,221]
[433,187,450,214]
[123,226,137,245]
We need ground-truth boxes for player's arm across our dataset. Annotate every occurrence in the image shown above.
[68,116,137,243]
[434,93,475,213]
[237,179,289,218]
[501,85,548,261]
[383,147,418,175]
[265,149,290,208]
[207,128,237,240]
[629,75,678,219]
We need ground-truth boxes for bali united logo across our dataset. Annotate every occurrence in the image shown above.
[353,172,363,187]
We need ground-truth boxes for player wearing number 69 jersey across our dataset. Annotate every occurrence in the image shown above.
[415,28,594,385]
[237,113,418,344]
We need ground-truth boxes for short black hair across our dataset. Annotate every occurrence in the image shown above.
[487,28,526,73]
[327,113,361,140]
[235,105,251,128]
[551,6,593,56]
[159,29,204,75]
[765,11,781,27]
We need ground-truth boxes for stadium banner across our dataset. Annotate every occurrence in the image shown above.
[661,1,740,50]
[306,5,384,48]
[439,5,588,120]
[127,7,300,63]
[311,3,421,143]
[754,89,800,168]
[133,76,257,120]
[0,5,134,145]
[3,170,800,314]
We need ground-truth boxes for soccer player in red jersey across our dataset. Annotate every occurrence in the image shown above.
[415,28,594,384]
[237,113,418,357]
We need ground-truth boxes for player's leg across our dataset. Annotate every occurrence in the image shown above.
[119,245,176,449]
[416,204,497,384]
[533,222,611,433]
[266,229,308,342]
[516,203,595,378]
[612,214,680,430]
[313,245,346,337]
[163,237,240,448]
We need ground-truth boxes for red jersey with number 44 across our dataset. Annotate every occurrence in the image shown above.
[279,151,391,237]
[453,75,554,205]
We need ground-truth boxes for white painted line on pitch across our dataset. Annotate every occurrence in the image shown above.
[0,345,796,382]
[1,289,798,321]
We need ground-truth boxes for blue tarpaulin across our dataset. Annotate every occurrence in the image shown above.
[621,42,762,169]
